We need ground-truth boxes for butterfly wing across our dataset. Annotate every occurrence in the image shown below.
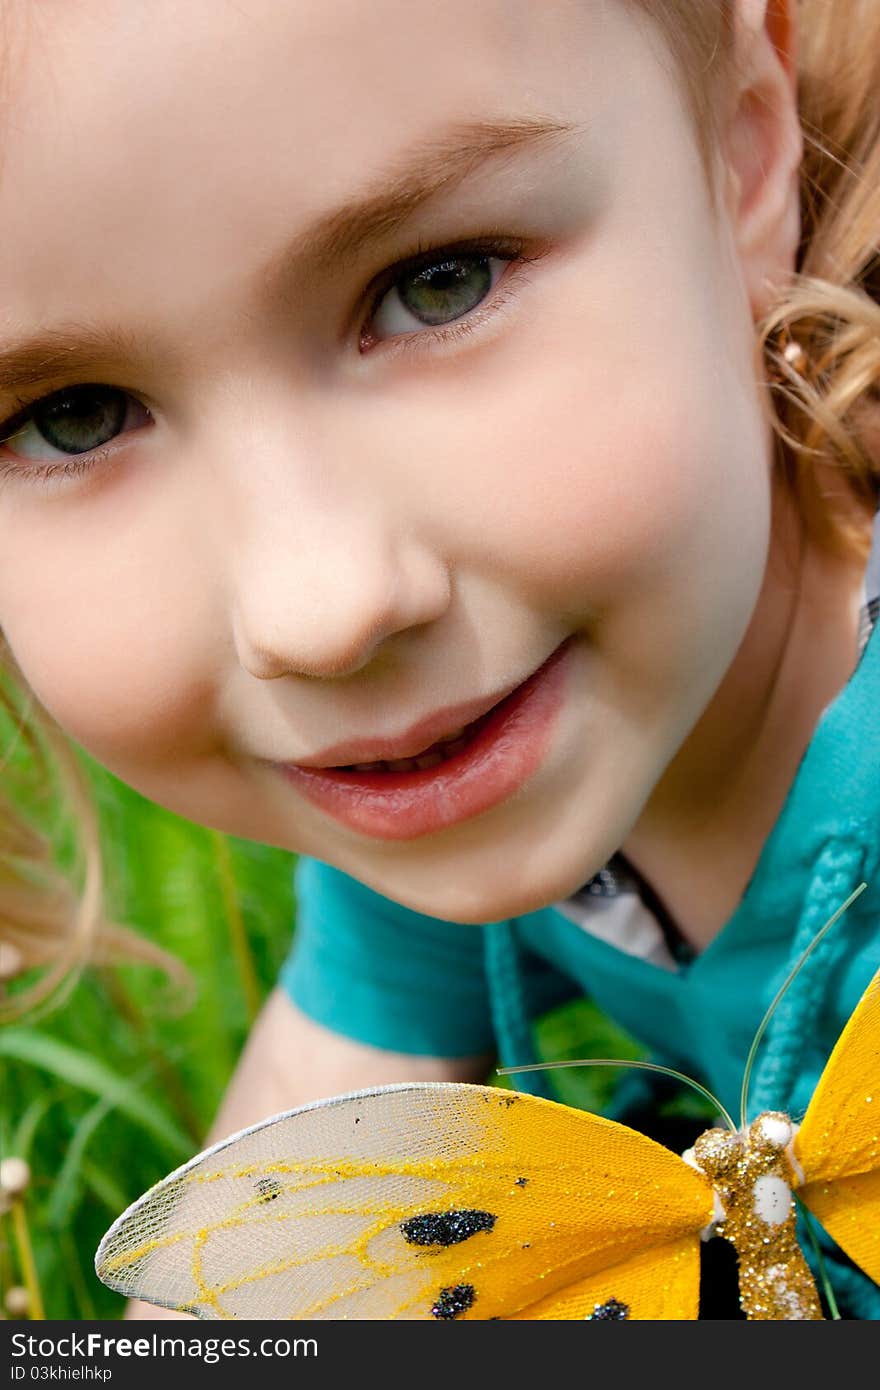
[503,1238,701,1319]
[794,965,880,1284]
[95,1082,714,1320]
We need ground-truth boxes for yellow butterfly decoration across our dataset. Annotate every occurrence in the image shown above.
[95,888,880,1320]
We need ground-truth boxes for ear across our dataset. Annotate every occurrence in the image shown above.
[722,0,803,318]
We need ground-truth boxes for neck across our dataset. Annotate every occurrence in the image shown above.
[621,475,873,950]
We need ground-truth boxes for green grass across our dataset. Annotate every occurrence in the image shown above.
[0,744,668,1321]
[1,752,298,1319]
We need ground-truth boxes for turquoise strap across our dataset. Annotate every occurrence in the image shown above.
[483,920,555,1099]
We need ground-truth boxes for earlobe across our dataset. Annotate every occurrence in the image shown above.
[724,0,802,319]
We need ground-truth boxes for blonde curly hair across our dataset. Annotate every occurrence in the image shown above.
[638,0,880,561]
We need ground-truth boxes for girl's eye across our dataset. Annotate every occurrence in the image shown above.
[363,247,517,348]
[0,383,150,468]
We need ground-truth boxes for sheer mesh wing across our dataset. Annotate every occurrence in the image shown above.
[95,1082,714,1319]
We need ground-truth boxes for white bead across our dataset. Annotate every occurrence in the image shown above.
[758,1115,792,1148]
[752,1174,792,1225]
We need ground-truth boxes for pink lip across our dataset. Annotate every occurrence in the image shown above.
[270,639,572,840]
[292,675,531,768]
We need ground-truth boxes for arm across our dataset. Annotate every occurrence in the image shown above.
[125,985,493,1319]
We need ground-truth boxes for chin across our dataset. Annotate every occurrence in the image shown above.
[359,841,604,925]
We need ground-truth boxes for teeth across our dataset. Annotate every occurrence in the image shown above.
[441,737,468,756]
[415,751,445,769]
[341,722,481,774]
[440,726,467,743]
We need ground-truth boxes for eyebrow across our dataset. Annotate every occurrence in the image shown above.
[0,115,578,399]
[264,115,579,282]
[0,324,170,403]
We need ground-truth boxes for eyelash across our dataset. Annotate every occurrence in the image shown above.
[0,234,543,488]
[360,233,543,358]
[0,404,141,492]
[0,442,117,487]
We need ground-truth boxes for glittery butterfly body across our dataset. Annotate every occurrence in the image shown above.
[95,966,880,1320]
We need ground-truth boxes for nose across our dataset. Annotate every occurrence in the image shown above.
[232,515,451,681]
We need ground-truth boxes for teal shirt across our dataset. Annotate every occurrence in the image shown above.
[281,596,880,1317]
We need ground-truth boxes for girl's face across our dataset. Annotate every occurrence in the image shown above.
[0,0,790,920]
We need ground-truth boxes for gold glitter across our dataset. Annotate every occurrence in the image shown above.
[692,1112,823,1320]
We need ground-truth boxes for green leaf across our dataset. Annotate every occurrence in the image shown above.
[60,1231,97,1320]
[0,1031,191,1160]
[533,997,647,1112]
[80,1159,130,1219]
[47,1095,116,1229]
[10,1092,58,1161]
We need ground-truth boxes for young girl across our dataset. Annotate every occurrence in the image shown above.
[1,0,879,1318]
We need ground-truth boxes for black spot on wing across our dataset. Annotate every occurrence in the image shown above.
[432,1284,476,1319]
[255,1177,282,1202]
[514,1176,528,1187]
[401,1210,496,1248]
[586,1297,630,1320]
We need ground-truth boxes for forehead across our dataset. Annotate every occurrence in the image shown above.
[0,0,677,344]
[7,0,624,134]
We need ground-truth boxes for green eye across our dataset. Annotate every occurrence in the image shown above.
[28,385,127,455]
[371,252,504,339]
[396,255,493,326]
[0,384,150,468]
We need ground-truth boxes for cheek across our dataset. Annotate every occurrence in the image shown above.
[392,318,771,623]
[0,494,218,770]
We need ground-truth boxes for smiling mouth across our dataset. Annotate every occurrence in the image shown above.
[330,709,496,774]
[271,639,574,840]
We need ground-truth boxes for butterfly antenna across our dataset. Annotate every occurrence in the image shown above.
[739,881,868,1130]
[497,1057,736,1133]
